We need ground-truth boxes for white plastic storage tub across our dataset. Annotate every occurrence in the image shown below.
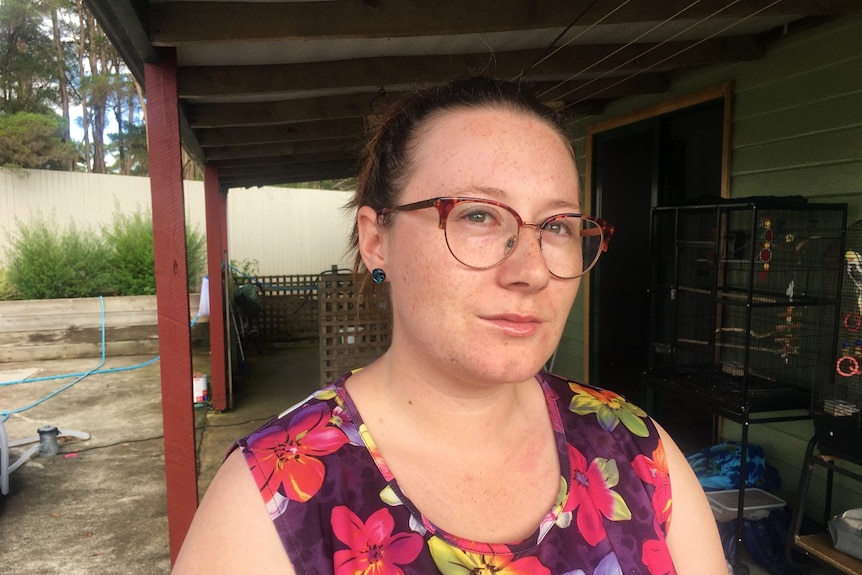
[706,488,786,522]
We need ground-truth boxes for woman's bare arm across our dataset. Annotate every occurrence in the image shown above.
[172,449,295,574]
[656,422,729,575]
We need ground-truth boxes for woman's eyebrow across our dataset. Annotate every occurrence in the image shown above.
[463,185,507,199]
[469,187,579,206]
[548,199,581,212]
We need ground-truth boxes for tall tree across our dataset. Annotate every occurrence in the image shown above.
[0,0,59,114]
[49,0,77,169]
[0,0,76,169]
[106,73,145,175]
[83,6,106,172]
[0,0,168,177]
[0,111,76,168]
[73,0,90,170]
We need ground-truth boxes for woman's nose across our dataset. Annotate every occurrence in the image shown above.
[500,225,551,284]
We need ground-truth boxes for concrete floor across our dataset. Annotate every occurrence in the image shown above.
[0,345,843,574]
[0,345,321,574]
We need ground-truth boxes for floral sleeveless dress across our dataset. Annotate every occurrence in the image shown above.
[233,371,676,575]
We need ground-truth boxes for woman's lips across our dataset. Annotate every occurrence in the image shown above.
[483,313,542,336]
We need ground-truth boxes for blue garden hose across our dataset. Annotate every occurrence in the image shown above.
[1,295,199,422]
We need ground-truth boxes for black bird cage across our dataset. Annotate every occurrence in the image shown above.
[815,218,862,458]
[646,199,848,419]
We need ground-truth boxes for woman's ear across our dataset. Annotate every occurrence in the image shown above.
[357,205,386,271]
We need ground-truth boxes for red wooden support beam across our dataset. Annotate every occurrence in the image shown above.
[204,166,229,411]
[145,49,198,565]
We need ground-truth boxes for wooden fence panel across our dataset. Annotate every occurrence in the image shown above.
[318,272,391,384]
[232,274,319,346]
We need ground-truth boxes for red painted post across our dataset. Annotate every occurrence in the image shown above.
[204,166,228,411]
[219,182,231,408]
[144,49,198,565]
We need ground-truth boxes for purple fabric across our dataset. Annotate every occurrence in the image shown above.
[234,372,676,574]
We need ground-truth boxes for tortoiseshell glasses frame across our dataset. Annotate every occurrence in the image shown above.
[378,197,613,279]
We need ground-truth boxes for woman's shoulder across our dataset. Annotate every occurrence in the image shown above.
[540,371,660,448]
[541,372,649,418]
[173,449,295,573]
[233,373,356,453]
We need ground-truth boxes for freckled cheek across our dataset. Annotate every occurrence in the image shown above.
[397,268,473,336]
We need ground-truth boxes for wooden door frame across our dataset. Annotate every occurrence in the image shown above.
[580,81,734,381]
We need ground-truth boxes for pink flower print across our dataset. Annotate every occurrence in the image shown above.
[563,444,631,546]
[633,442,672,527]
[641,537,676,575]
[332,506,423,575]
[247,402,348,503]
[568,382,649,437]
[428,536,550,575]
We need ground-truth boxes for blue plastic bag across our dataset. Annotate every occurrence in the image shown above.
[685,441,781,491]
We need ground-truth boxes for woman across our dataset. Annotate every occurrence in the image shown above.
[173,77,727,574]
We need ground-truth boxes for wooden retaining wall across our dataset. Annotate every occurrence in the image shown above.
[0,295,201,363]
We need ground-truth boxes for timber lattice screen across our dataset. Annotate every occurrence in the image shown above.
[233,274,319,346]
[318,272,391,384]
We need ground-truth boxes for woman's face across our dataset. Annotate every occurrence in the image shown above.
[368,106,583,386]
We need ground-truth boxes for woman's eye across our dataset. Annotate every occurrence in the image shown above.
[462,208,497,225]
[545,220,573,236]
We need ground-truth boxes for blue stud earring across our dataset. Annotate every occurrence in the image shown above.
[371,268,386,284]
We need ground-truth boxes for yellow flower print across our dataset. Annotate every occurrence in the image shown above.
[428,536,550,575]
[568,382,649,437]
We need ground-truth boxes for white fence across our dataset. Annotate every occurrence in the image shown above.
[0,169,355,276]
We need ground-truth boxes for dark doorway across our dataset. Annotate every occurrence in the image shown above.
[589,97,725,452]
[591,123,657,405]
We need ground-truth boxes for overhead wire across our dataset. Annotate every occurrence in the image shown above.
[533,0,782,369]
[513,0,605,83]
[554,0,746,106]
[537,0,710,101]
[550,0,786,113]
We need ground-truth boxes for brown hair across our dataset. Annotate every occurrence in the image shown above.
[348,76,570,282]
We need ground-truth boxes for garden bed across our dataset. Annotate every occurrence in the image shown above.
[0,294,201,363]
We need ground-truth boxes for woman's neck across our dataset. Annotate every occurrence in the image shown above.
[342,349,560,545]
[346,349,544,449]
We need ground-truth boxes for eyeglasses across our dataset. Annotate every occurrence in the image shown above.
[378,197,613,279]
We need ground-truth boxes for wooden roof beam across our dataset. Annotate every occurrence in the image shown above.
[186,76,668,128]
[152,0,609,44]
[195,118,366,147]
[149,0,851,45]
[186,92,398,128]
[177,37,763,98]
[219,161,357,188]
[203,139,359,161]
[218,161,353,181]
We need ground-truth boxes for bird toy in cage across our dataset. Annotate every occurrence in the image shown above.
[845,250,862,317]
[716,293,801,361]
[836,251,862,377]
[758,215,773,282]
[776,305,800,364]
[837,340,862,377]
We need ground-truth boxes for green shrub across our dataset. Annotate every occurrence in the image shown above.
[6,217,111,299]
[0,268,18,300]
[102,210,206,295]
[230,257,260,278]
[102,210,156,295]
[5,211,207,299]
[185,223,207,290]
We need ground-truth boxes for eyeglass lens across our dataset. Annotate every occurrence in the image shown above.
[442,201,604,279]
